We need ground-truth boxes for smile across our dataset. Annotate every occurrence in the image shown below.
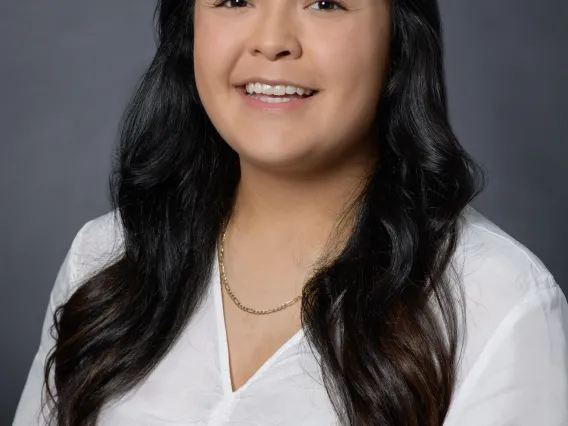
[235,82,318,111]
[245,82,316,97]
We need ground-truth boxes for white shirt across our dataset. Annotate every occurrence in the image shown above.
[13,205,568,425]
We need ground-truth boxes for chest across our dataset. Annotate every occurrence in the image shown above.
[220,284,304,392]
[96,280,336,425]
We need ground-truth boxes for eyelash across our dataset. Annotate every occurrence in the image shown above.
[212,0,347,12]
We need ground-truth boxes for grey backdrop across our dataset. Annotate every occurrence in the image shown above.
[1,1,566,423]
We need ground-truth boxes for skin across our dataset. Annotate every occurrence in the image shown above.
[193,0,391,392]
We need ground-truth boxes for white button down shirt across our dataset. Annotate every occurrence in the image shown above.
[13,205,568,425]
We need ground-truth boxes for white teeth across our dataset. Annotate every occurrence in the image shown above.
[259,96,290,102]
[262,84,274,95]
[246,95,294,103]
[285,86,297,95]
[245,82,314,97]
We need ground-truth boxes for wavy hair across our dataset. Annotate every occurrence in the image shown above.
[43,0,485,424]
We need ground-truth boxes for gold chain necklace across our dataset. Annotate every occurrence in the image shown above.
[218,219,302,315]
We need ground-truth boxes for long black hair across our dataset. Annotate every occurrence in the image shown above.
[44,0,485,424]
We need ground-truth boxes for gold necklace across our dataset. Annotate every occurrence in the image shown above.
[218,219,302,315]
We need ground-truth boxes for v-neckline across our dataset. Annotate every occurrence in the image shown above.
[211,242,305,396]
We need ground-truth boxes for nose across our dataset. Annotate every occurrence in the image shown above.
[247,8,302,61]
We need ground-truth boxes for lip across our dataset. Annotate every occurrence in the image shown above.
[235,86,317,112]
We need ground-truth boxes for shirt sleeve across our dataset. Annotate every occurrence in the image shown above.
[12,224,87,426]
[444,280,568,426]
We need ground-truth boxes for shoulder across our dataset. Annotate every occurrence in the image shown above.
[452,205,563,381]
[456,205,556,301]
[444,207,568,424]
[66,209,125,289]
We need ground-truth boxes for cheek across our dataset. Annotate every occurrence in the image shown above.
[193,14,238,98]
[311,25,389,131]
[318,22,388,93]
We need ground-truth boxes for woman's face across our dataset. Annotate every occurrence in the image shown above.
[194,0,391,174]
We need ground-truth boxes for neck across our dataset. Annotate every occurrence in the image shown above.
[229,144,378,266]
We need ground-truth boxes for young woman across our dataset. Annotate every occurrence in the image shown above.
[13,0,568,425]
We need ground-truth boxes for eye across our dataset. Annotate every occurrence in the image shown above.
[213,0,251,8]
[308,0,346,11]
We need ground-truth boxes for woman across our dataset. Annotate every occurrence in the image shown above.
[13,0,568,424]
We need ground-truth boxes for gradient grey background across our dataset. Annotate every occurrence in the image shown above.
[1,1,566,423]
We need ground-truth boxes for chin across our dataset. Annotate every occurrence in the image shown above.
[235,144,319,175]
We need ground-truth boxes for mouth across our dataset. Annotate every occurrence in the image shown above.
[235,82,319,104]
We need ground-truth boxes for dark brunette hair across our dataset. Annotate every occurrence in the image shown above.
[44,0,485,424]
